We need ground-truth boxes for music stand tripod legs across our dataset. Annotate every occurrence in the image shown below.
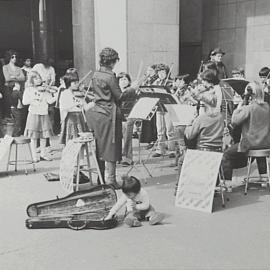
[126,120,153,179]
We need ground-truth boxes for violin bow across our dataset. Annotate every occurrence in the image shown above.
[78,69,92,85]
[164,63,174,86]
[83,76,93,101]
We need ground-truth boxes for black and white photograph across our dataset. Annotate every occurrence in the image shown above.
[1,0,270,269]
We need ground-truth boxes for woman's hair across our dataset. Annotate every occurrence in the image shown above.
[200,69,219,85]
[121,175,141,194]
[207,48,214,60]
[245,81,264,104]
[202,61,218,73]
[156,63,170,74]
[28,71,42,86]
[4,49,17,64]
[63,68,79,88]
[117,72,131,85]
[259,67,270,78]
[99,47,119,67]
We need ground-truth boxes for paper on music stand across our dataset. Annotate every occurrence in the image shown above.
[165,104,196,126]
[128,97,159,120]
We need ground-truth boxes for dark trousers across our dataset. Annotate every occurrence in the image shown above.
[37,138,50,148]
[221,143,267,180]
[2,86,12,118]
[11,107,28,136]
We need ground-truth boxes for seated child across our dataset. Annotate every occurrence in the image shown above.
[105,175,165,227]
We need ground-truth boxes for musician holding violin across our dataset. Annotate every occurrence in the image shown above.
[175,94,224,195]
[191,69,223,115]
[152,63,176,158]
[142,65,158,86]
[22,71,56,162]
[58,68,88,145]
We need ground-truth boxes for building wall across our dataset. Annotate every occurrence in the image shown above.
[0,0,32,59]
[179,0,203,79]
[94,0,127,74]
[203,0,270,80]
[127,0,180,79]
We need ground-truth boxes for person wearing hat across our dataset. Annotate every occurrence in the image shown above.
[210,48,228,80]
[85,47,139,189]
[58,68,88,145]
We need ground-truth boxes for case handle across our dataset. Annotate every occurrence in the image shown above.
[67,219,87,230]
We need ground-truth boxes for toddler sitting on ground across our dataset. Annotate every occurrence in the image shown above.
[105,175,165,227]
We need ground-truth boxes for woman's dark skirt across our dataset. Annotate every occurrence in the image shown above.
[59,111,87,145]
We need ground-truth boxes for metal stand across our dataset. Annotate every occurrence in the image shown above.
[126,120,153,179]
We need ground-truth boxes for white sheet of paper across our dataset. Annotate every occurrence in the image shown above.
[175,149,223,213]
[165,104,197,126]
[60,140,82,193]
[128,97,159,120]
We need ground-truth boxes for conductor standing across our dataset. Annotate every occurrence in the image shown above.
[85,47,138,189]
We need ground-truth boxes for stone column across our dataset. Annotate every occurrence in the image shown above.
[29,0,54,62]
[72,0,96,79]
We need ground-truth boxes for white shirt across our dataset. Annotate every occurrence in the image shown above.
[22,86,56,115]
[59,88,85,122]
[108,188,150,216]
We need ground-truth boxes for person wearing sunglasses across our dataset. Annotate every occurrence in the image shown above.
[2,50,25,135]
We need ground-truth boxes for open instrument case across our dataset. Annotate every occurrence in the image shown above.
[25,185,118,230]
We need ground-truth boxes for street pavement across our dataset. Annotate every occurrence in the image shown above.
[1,137,270,270]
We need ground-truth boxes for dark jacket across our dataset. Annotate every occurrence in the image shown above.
[85,66,136,161]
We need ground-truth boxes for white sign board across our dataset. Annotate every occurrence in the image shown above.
[59,140,82,193]
[175,149,223,213]
[165,104,197,126]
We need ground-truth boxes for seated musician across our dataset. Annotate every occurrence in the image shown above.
[175,98,224,194]
[152,63,175,158]
[221,81,270,187]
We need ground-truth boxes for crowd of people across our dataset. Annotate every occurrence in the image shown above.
[2,46,270,211]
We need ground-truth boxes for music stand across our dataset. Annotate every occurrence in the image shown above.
[126,97,160,179]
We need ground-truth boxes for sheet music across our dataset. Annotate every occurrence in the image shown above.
[165,104,197,126]
[128,97,159,120]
